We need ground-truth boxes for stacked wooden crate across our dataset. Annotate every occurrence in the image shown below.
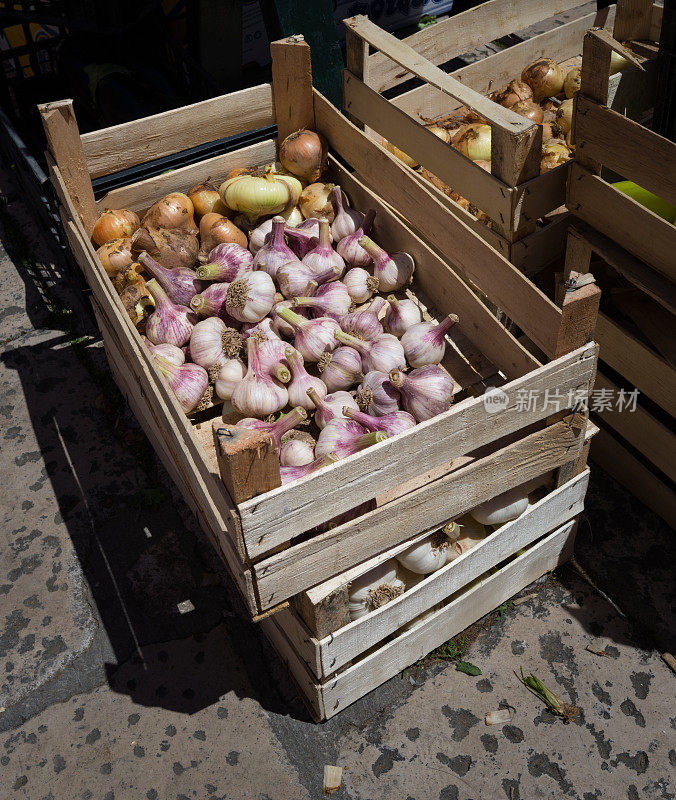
[42,37,599,720]
[564,6,675,527]
[342,0,663,275]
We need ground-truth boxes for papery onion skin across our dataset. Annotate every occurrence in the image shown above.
[143,192,197,234]
[511,100,544,124]
[188,182,228,218]
[299,182,335,221]
[491,79,533,109]
[199,212,248,257]
[563,67,581,98]
[97,237,133,277]
[131,226,199,270]
[383,138,419,169]
[279,129,328,183]
[455,124,492,162]
[555,98,574,135]
[92,209,140,246]
[220,170,301,221]
[521,58,565,101]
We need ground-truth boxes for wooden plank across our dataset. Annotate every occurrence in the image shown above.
[345,25,369,130]
[614,0,654,41]
[270,36,315,141]
[294,472,588,677]
[593,372,676,483]
[95,303,258,614]
[212,421,281,504]
[611,289,676,366]
[591,428,676,528]
[518,164,570,229]
[239,344,597,559]
[328,157,538,379]
[569,221,676,315]
[273,607,323,677]
[343,15,538,138]
[568,164,676,282]
[366,0,589,92]
[252,419,587,609]
[317,522,577,719]
[513,214,572,276]
[342,71,513,224]
[95,139,278,215]
[314,91,564,358]
[595,312,676,416]
[575,96,676,206]
[80,85,275,179]
[553,274,601,359]
[392,9,614,120]
[492,120,542,190]
[38,100,98,235]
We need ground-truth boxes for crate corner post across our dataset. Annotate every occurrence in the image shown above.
[270,35,315,142]
[38,99,97,236]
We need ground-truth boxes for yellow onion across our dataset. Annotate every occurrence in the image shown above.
[511,99,544,124]
[521,58,565,100]
[112,262,146,295]
[555,98,574,135]
[491,79,533,108]
[540,140,572,173]
[142,192,198,234]
[540,121,564,141]
[474,159,491,173]
[564,67,581,98]
[96,237,134,276]
[187,182,228,218]
[455,124,491,162]
[279,129,328,183]
[220,169,302,221]
[610,50,631,75]
[299,182,335,220]
[425,124,451,143]
[92,209,140,246]
[383,138,419,169]
[198,212,247,257]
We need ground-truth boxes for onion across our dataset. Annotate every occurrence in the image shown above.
[455,124,491,162]
[540,140,572,173]
[188,182,227,218]
[511,100,544,124]
[199,212,247,257]
[540,122,564,141]
[563,67,581,98]
[279,129,328,183]
[555,99,574,135]
[92,209,140,246]
[521,58,565,101]
[383,139,419,169]
[299,182,335,221]
[142,192,197,234]
[491,79,533,109]
[425,124,451,143]
[96,237,133,277]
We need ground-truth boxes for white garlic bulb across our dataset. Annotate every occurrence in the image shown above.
[348,560,405,621]
[469,486,529,526]
[444,516,487,561]
[396,529,452,575]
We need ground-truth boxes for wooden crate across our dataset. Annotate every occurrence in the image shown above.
[263,517,579,721]
[41,37,599,630]
[342,0,664,275]
[564,16,676,527]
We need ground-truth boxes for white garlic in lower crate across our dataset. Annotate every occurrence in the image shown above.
[348,560,405,621]
[396,529,454,575]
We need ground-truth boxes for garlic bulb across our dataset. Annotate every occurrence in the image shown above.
[280,438,315,467]
[396,529,452,575]
[155,355,211,414]
[138,251,205,306]
[277,259,336,299]
[335,330,406,374]
[343,267,380,304]
[231,337,288,418]
[401,313,459,368]
[258,337,292,383]
[144,338,185,366]
[253,216,298,278]
[196,242,253,281]
[330,185,365,241]
[241,317,280,342]
[275,307,340,362]
[315,420,386,460]
[302,218,345,280]
[189,317,242,370]
[292,281,351,320]
[336,209,375,267]
[145,279,196,347]
[237,405,307,450]
[317,346,363,392]
[470,486,529,526]
[225,271,276,323]
[383,295,422,337]
[213,358,246,400]
[359,236,414,292]
[356,371,400,416]
[271,298,309,337]
[348,560,405,621]
[285,346,328,410]
[280,453,338,485]
[309,388,359,429]
[343,406,415,436]
[444,516,487,561]
[389,365,454,422]
[340,296,387,341]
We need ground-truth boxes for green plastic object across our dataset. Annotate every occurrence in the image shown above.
[611,181,676,222]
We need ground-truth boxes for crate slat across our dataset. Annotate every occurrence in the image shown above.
[289,471,589,677]
[263,521,577,720]
[80,85,276,179]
